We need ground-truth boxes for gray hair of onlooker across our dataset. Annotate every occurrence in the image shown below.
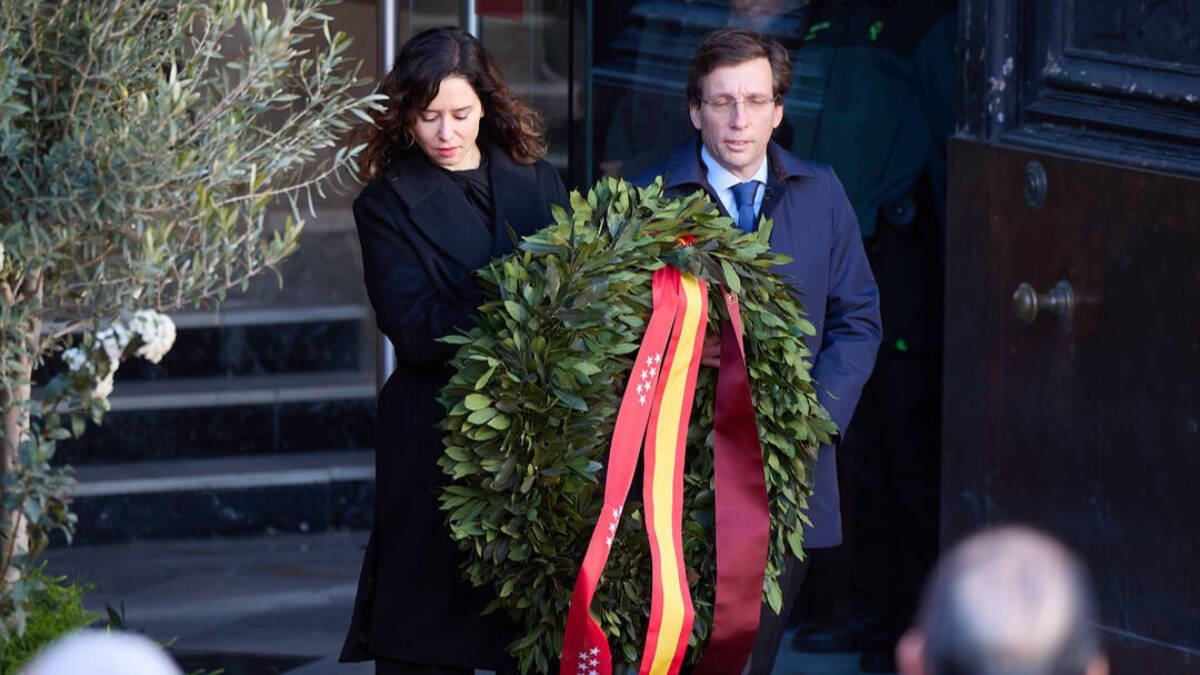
[911,526,1106,675]
[22,629,183,675]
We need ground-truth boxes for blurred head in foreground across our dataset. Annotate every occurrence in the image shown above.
[897,526,1109,675]
[23,629,182,675]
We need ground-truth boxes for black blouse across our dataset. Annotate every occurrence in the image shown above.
[441,151,494,235]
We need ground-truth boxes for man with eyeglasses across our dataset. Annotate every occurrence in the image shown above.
[637,27,882,675]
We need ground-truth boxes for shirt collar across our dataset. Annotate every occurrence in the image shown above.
[700,144,769,191]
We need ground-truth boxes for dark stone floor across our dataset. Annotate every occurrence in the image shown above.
[42,531,888,674]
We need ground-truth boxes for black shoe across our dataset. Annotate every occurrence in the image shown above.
[858,648,897,673]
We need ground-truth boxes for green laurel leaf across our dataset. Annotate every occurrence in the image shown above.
[438,178,833,673]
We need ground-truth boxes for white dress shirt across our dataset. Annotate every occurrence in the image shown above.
[700,145,769,222]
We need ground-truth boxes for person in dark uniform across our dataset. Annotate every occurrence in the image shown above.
[338,27,568,675]
[786,3,956,671]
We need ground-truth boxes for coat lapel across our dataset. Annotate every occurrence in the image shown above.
[381,149,492,271]
[488,144,545,257]
[761,141,820,233]
[760,163,786,226]
[663,136,820,224]
[663,136,732,218]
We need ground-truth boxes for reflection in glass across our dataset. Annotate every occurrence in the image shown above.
[476,2,576,175]
[593,0,830,179]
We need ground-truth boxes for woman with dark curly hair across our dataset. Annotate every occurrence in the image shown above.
[338,27,567,675]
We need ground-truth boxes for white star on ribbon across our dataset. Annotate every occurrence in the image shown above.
[605,536,613,547]
[648,366,656,377]
[612,507,621,518]
[608,522,617,533]
[590,647,601,656]
[654,353,662,363]
[641,369,649,380]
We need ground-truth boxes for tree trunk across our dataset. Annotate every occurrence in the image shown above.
[1,274,42,589]
[1,387,31,588]
[1,341,35,589]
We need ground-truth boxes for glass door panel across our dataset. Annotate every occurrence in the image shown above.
[475,2,577,178]
[401,0,463,41]
[590,0,829,181]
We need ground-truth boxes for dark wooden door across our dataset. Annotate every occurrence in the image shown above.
[945,2,1200,671]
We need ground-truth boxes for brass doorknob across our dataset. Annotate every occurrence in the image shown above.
[1012,281,1074,325]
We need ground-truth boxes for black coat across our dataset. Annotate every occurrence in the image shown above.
[341,142,568,669]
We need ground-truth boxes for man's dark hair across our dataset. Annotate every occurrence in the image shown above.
[918,526,1104,675]
[686,28,793,106]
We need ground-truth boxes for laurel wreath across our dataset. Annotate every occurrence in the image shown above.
[438,177,837,673]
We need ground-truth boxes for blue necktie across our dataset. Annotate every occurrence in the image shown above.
[730,181,758,233]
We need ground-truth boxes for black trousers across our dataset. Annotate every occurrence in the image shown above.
[747,553,812,675]
[848,349,941,650]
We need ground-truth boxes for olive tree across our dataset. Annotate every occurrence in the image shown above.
[0,0,379,635]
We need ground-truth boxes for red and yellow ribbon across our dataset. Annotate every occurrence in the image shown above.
[640,271,706,674]
[560,266,770,675]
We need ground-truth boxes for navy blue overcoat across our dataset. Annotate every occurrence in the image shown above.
[640,136,882,548]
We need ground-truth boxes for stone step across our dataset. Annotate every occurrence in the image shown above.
[67,451,375,545]
[58,371,377,465]
[124,305,371,381]
[36,304,374,383]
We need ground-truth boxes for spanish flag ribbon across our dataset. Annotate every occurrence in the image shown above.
[560,267,684,675]
[560,268,769,675]
[640,270,707,675]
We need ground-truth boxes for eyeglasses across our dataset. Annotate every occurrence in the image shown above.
[698,95,779,116]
